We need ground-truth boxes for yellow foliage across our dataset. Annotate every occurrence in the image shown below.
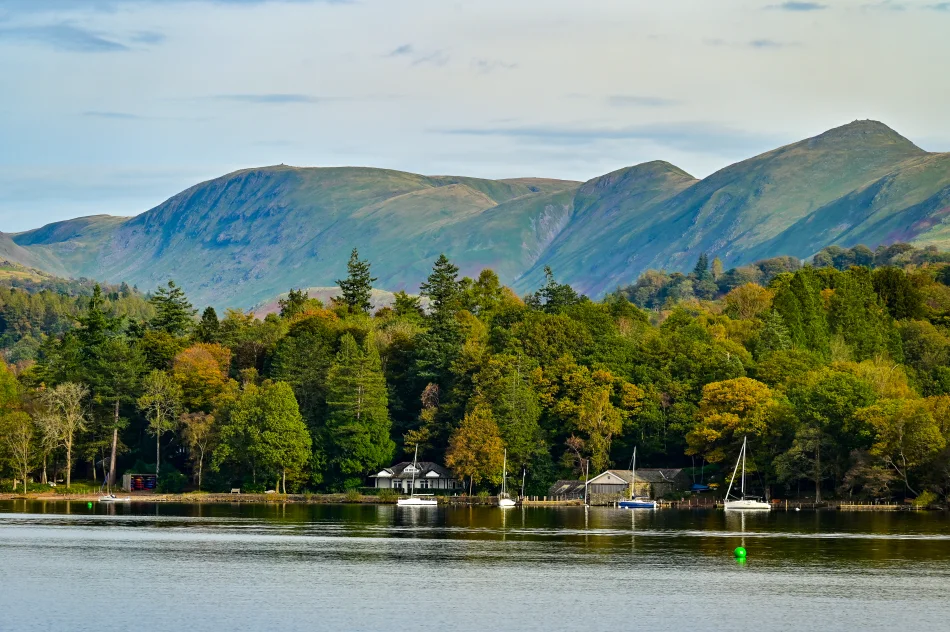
[724,283,774,320]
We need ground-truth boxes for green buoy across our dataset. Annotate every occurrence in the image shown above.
[87,502,93,509]
[734,546,747,558]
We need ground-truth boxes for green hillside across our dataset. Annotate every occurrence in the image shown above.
[5,120,950,308]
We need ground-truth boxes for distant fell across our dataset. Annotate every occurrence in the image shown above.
[5,120,949,308]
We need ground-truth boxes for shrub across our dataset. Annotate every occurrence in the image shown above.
[158,470,187,493]
[377,489,397,503]
[344,489,362,503]
[913,490,938,508]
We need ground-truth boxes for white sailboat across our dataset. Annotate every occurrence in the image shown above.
[498,449,516,508]
[723,436,770,511]
[618,447,657,509]
[396,445,438,507]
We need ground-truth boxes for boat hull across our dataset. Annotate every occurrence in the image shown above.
[498,498,517,508]
[396,498,438,507]
[724,500,771,511]
[98,496,131,503]
[618,500,657,509]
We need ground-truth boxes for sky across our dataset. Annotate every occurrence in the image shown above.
[0,0,948,232]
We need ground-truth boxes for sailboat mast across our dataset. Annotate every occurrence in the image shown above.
[409,444,419,497]
[630,447,637,500]
[502,449,507,495]
[741,437,747,497]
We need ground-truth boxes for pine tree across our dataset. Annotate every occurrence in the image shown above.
[336,249,376,314]
[758,310,792,356]
[149,280,196,336]
[693,253,710,280]
[415,254,464,384]
[195,306,220,343]
[279,288,311,319]
[325,333,394,485]
[527,266,582,314]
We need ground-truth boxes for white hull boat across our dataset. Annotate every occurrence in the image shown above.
[397,496,438,507]
[497,449,518,508]
[724,498,771,510]
[397,445,438,507]
[723,436,771,512]
[98,495,131,503]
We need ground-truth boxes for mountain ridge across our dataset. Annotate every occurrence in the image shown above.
[6,120,949,308]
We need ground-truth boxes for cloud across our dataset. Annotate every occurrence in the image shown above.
[435,122,785,155]
[861,1,908,11]
[83,111,143,119]
[472,58,518,73]
[386,44,413,57]
[767,1,828,10]
[131,31,165,44]
[705,38,799,49]
[607,95,679,108]
[0,23,128,52]
[411,50,450,66]
[748,39,798,49]
[0,0,352,12]
[212,93,325,104]
[925,2,950,10]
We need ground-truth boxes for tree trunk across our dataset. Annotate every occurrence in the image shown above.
[282,469,286,495]
[197,449,203,491]
[155,426,161,477]
[814,443,821,503]
[66,439,72,489]
[109,399,119,487]
[42,454,47,485]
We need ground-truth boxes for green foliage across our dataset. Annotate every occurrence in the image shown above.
[149,281,196,337]
[324,334,395,483]
[335,249,377,315]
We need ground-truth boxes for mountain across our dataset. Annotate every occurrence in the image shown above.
[6,120,949,308]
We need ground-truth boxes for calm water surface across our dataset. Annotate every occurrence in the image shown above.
[2,501,949,631]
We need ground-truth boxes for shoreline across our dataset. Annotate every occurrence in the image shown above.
[1,492,940,510]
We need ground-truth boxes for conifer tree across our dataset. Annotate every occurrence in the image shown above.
[415,254,464,384]
[325,333,394,485]
[195,306,220,343]
[336,249,376,314]
[149,280,196,336]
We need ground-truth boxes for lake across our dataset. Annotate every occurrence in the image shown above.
[2,501,949,631]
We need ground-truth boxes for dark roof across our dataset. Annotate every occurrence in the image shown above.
[595,469,685,484]
[548,480,587,497]
[372,461,456,480]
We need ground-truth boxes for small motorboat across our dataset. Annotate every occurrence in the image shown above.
[98,494,131,503]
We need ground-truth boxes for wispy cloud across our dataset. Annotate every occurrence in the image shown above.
[861,1,908,11]
[0,23,129,52]
[749,38,798,49]
[385,43,449,67]
[131,31,165,44]
[925,2,950,11]
[411,50,450,66]
[767,1,828,10]
[212,93,326,104]
[472,58,518,73]
[607,95,679,108]
[386,43,413,57]
[1,0,353,12]
[435,122,784,155]
[705,38,799,49]
[83,111,142,120]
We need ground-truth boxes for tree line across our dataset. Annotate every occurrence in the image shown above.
[1,246,950,502]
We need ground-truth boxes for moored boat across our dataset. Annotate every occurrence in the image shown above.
[723,437,771,511]
[396,445,438,507]
[618,447,657,510]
